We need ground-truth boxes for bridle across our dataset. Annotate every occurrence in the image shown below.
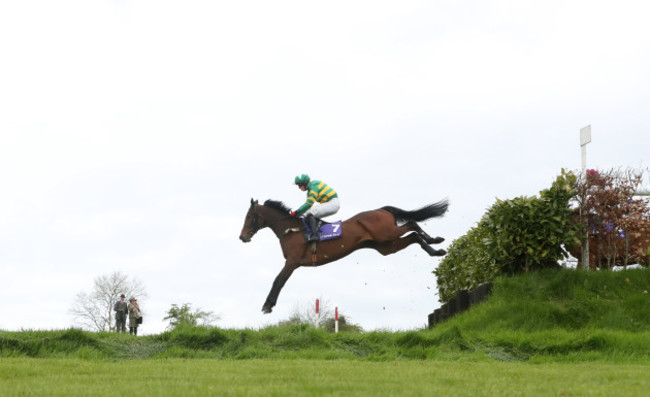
[247,203,301,239]
[244,207,261,240]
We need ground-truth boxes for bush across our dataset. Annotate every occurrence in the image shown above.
[435,170,580,302]
[434,222,498,302]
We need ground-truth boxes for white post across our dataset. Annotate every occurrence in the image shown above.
[335,307,339,333]
[580,125,592,269]
[580,125,591,173]
[580,124,591,269]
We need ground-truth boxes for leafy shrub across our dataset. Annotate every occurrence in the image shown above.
[163,303,219,330]
[571,167,650,269]
[434,223,497,303]
[435,170,580,302]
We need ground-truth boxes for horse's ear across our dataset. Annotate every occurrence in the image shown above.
[250,198,258,205]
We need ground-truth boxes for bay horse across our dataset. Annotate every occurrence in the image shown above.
[239,198,448,313]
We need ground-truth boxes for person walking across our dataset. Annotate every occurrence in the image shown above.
[128,297,141,336]
[114,294,128,333]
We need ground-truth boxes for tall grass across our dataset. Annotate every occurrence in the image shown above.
[2,269,649,362]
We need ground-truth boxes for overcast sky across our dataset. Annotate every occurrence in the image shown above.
[1,0,649,334]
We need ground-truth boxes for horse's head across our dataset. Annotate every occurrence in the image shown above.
[240,198,262,243]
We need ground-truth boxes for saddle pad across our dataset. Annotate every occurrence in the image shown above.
[302,219,343,241]
[318,221,342,240]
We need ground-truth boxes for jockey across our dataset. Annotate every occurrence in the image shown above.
[290,174,340,242]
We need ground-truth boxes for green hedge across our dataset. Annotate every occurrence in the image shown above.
[435,170,580,302]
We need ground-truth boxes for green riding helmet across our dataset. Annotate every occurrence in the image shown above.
[294,174,310,186]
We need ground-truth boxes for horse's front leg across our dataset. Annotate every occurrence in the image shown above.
[262,262,299,314]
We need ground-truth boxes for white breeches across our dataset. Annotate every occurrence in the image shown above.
[306,197,340,219]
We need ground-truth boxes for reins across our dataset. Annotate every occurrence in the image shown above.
[254,203,318,265]
[255,205,303,239]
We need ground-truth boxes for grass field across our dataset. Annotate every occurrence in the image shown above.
[2,269,649,396]
[2,358,649,396]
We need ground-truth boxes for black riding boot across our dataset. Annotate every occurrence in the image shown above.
[305,213,320,242]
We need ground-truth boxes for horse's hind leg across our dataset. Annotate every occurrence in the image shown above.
[262,263,298,314]
[370,232,446,257]
[415,234,446,256]
[404,221,444,244]
[422,233,444,245]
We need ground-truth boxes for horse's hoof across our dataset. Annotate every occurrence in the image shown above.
[435,249,447,256]
[423,246,437,256]
[431,237,445,244]
[262,306,272,314]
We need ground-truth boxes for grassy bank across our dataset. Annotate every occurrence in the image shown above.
[2,269,649,396]
[1,269,649,362]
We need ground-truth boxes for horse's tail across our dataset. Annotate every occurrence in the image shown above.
[382,199,449,224]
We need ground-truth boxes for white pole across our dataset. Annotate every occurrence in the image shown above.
[335,307,339,333]
[580,125,591,172]
[580,125,592,269]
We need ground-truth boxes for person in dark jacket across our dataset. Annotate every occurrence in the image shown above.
[114,294,128,333]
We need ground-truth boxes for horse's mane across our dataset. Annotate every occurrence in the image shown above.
[263,199,292,216]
